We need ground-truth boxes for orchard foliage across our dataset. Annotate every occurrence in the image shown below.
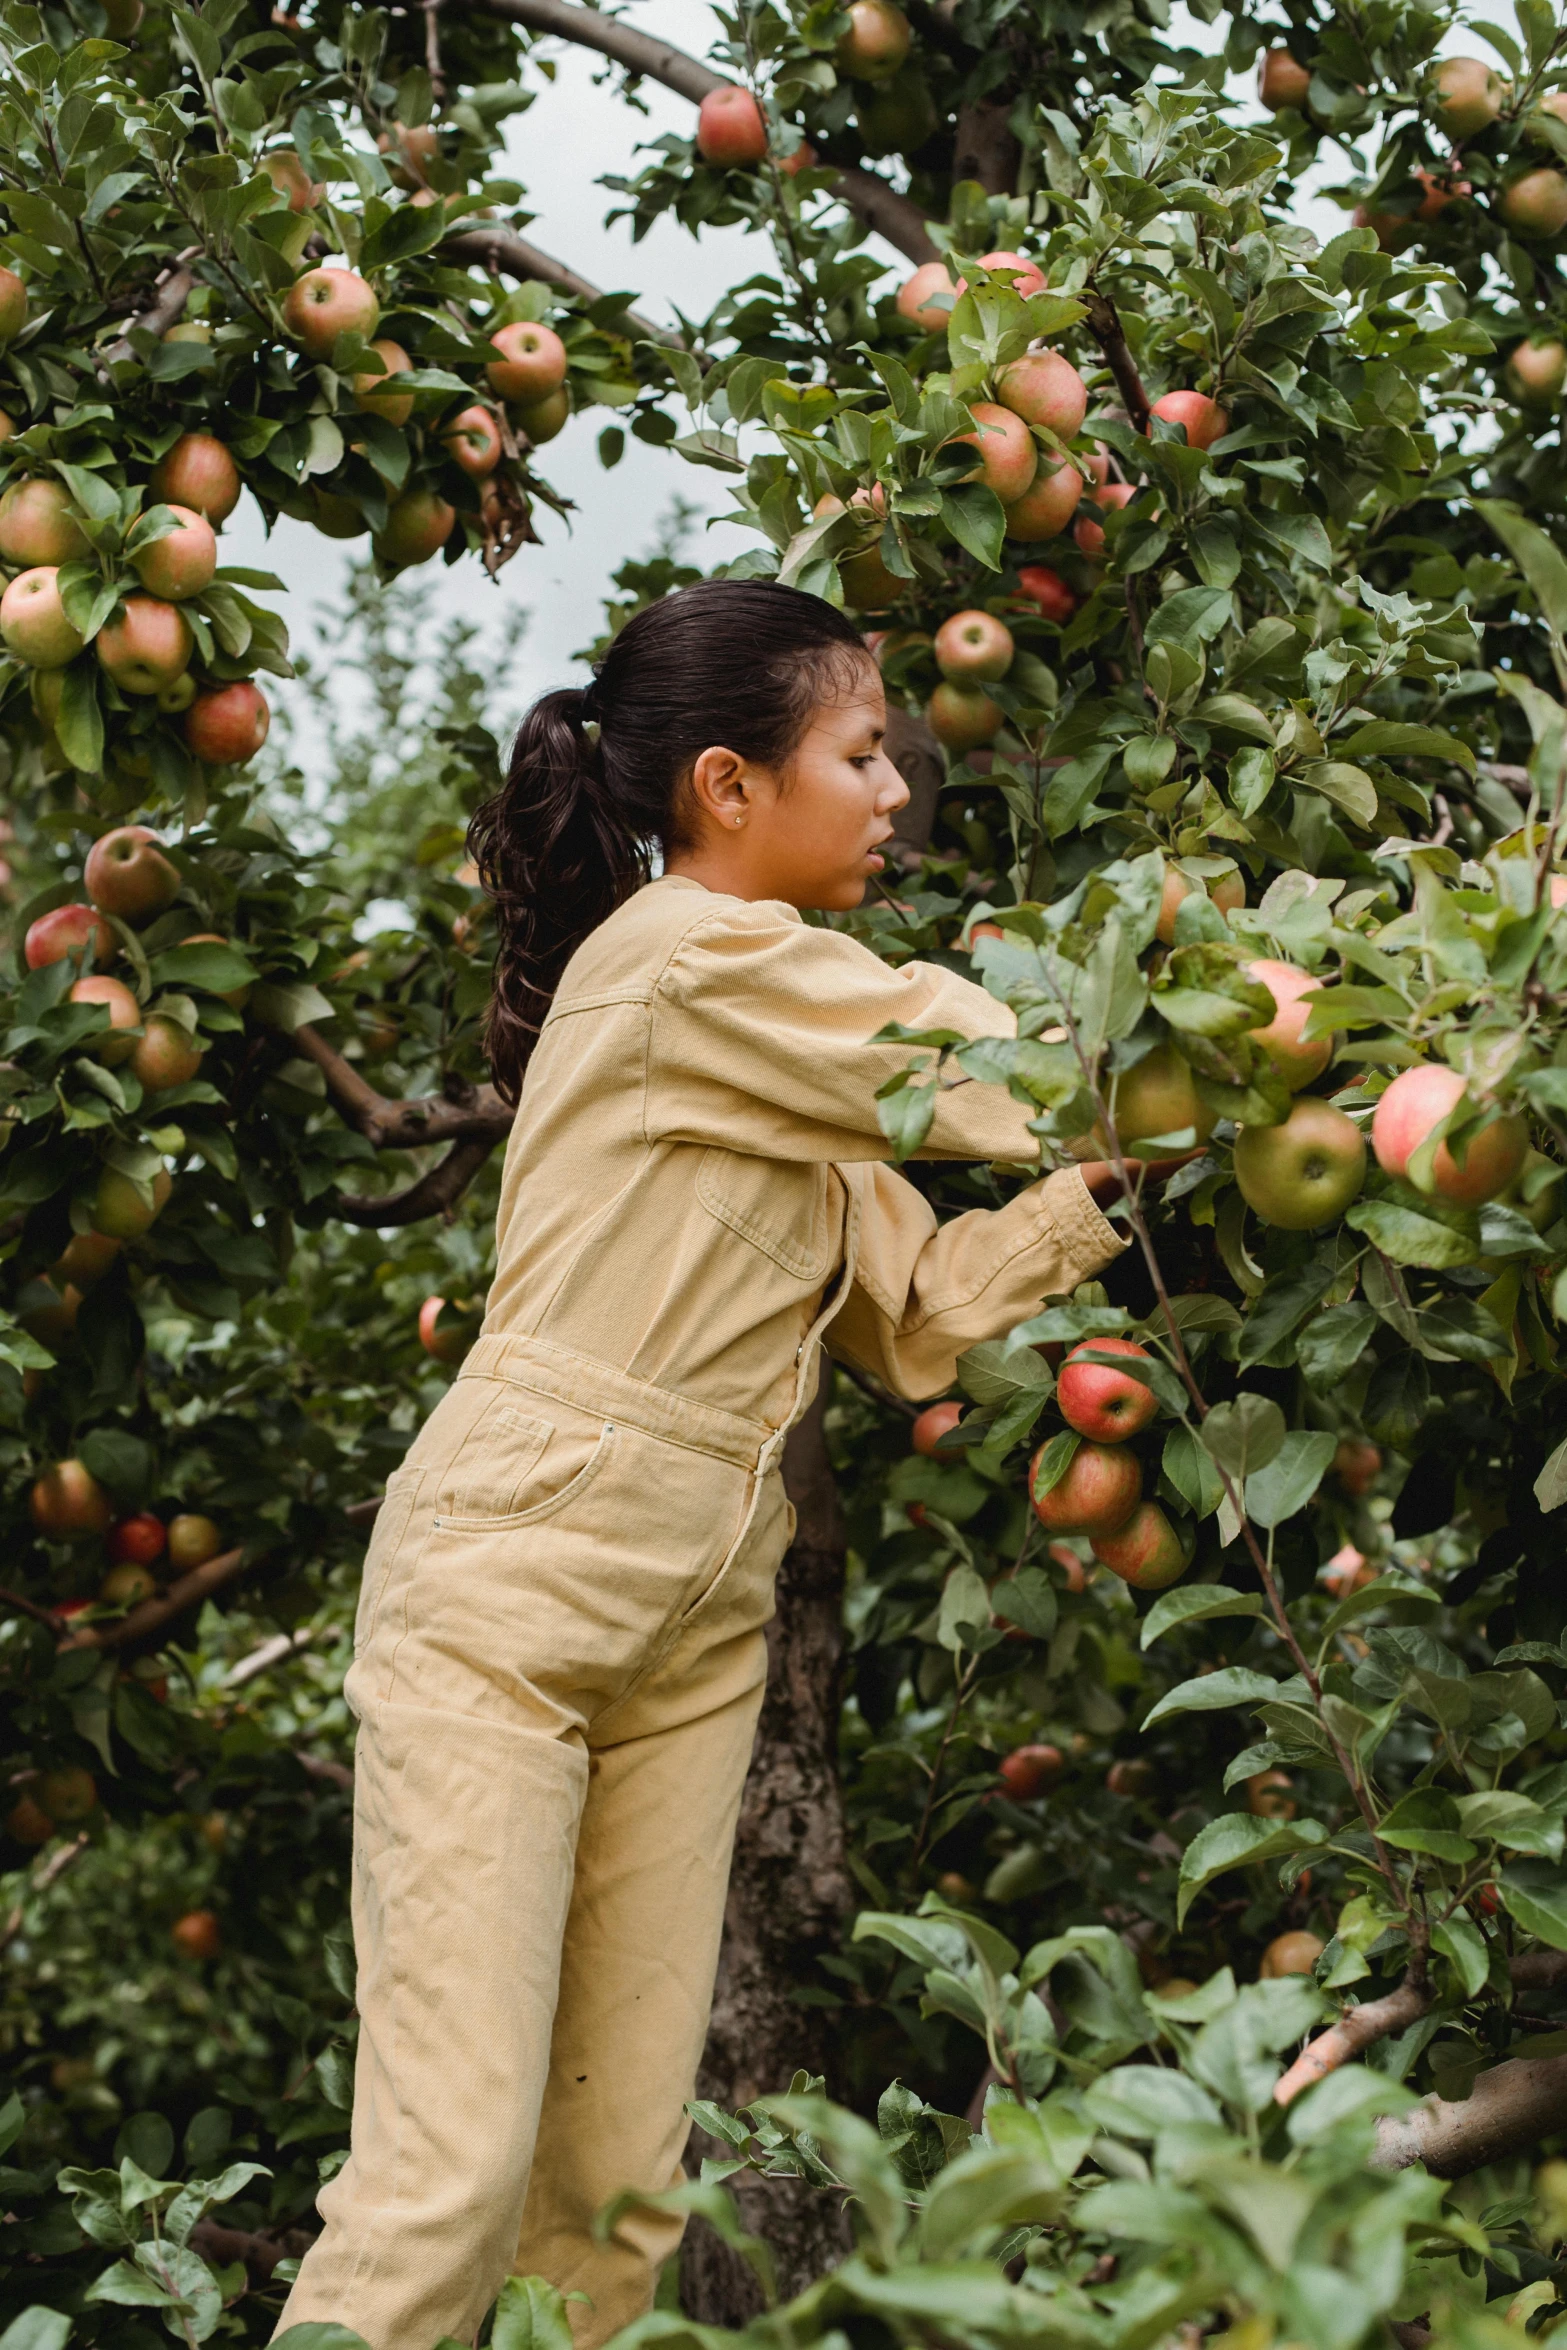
[0,0,1564,2340]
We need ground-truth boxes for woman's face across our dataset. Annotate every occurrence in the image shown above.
[671,658,911,911]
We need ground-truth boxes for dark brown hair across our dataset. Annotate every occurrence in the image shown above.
[467,578,871,1103]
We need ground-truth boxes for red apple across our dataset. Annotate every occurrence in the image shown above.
[1003,457,1084,542]
[1430,54,1506,138]
[131,1016,202,1091]
[1150,390,1228,449]
[835,0,910,79]
[1371,1063,1527,1205]
[778,139,817,176]
[896,262,957,330]
[1156,864,1245,944]
[131,504,217,600]
[1245,958,1330,1090]
[70,974,141,1064]
[418,1295,470,1365]
[1413,166,1468,222]
[1057,1337,1158,1443]
[1106,1757,1153,1797]
[1,567,85,667]
[1016,565,1076,624]
[149,433,241,525]
[96,595,193,694]
[0,265,27,342]
[171,1909,221,1960]
[1247,1770,1297,1819]
[283,266,380,359]
[1257,48,1311,109]
[1507,339,1567,404]
[0,479,89,566]
[92,1163,171,1240]
[441,405,503,476]
[911,1399,963,1456]
[26,903,114,971]
[967,248,1046,299]
[7,1795,55,1845]
[1091,1500,1189,1589]
[167,1513,222,1570]
[1235,1096,1367,1228]
[1260,1930,1324,1980]
[31,1458,113,1537]
[696,87,768,166]
[109,1511,166,1566]
[952,402,1037,504]
[54,1230,121,1288]
[934,608,1014,683]
[1073,481,1136,554]
[1334,1438,1381,1496]
[998,1743,1063,1799]
[374,490,455,570]
[353,338,414,425]
[486,321,568,402]
[1501,168,1567,237]
[1097,1043,1216,1158]
[927,682,1003,751]
[377,122,439,188]
[995,350,1088,439]
[85,825,180,922]
[1030,1438,1142,1534]
[262,150,322,210]
[185,680,270,766]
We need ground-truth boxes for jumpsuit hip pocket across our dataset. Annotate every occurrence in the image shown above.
[433,1419,617,1534]
[354,1464,424,1660]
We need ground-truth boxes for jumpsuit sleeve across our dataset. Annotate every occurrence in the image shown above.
[825,1159,1128,1401]
[647,894,1047,1164]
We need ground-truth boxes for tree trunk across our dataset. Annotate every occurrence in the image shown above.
[680,1382,853,2323]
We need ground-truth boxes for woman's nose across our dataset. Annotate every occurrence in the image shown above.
[878,753,911,813]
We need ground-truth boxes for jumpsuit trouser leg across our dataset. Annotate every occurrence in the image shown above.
[276,1351,790,2350]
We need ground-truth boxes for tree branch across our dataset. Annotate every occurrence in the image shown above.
[57,1548,247,1654]
[440,223,683,345]
[332,1135,499,1224]
[290,1024,514,1149]
[1273,1972,1430,2106]
[102,252,201,365]
[1082,289,1150,434]
[463,0,937,261]
[1372,2051,1567,2177]
[1512,1948,1567,1992]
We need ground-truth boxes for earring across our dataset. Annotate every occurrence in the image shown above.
[734,816,744,827]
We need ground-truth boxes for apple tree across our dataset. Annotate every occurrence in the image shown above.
[0,0,1565,2343]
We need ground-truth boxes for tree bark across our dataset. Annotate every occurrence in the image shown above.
[884,705,944,867]
[951,101,1020,195]
[681,1380,853,2322]
[1372,2052,1567,2178]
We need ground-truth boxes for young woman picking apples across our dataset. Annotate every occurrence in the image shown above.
[280,581,1132,2350]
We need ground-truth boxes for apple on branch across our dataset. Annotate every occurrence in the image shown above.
[85,826,180,922]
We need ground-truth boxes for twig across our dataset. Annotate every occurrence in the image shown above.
[1273,1969,1431,2104]
[343,1497,383,1528]
[333,1134,498,1223]
[0,1831,90,1950]
[1082,289,1151,433]
[465,0,937,261]
[58,1547,247,1654]
[294,1748,354,1793]
[290,1024,514,1150]
[224,1626,315,1688]
[0,1584,64,1627]
[911,1655,980,1870]
[102,251,201,365]
[422,0,447,102]
[439,226,681,345]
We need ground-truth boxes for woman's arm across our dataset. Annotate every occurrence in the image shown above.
[825,1160,1130,1401]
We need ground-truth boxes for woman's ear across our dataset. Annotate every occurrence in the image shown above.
[688,745,751,831]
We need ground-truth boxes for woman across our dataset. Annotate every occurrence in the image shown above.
[279,579,1127,2350]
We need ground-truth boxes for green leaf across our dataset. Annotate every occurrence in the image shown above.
[147,943,259,995]
[876,1075,936,1160]
[1431,1914,1489,1999]
[1501,1861,1567,1950]
[1140,1583,1264,1648]
[1245,1431,1337,1528]
[56,663,104,774]
[1295,1303,1377,1390]
[939,483,1005,570]
[956,1342,1052,1411]
[1161,1422,1226,1519]
[1476,498,1567,652]
[1336,721,1476,773]
[1029,1429,1079,1502]
[1143,1666,1281,1730]
[1345,1196,1479,1267]
[1377,1789,1475,1863]
[1455,1791,1564,1859]
[0,2315,71,2350]
[1200,1394,1285,1479]
[490,2276,579,2350]
[1176,1812,1327,1926]
[1534,1433,1567,1512]
[1298,760,1377,827]
[248,979,335,1034]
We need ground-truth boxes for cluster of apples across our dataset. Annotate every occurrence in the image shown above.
[926,607,1015,751]
[0,460,270,767]
[693,0,909,171]
[30,1460,224,1576]
[1028,1337,1188,1591]
[6,1762,97,1846]
[277,256,568,567]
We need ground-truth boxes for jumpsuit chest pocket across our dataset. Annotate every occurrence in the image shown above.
[696,1149,832,1284]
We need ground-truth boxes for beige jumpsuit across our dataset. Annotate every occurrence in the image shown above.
[278,875,1125,2350]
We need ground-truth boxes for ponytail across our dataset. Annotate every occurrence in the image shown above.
[468,579,869,1103]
